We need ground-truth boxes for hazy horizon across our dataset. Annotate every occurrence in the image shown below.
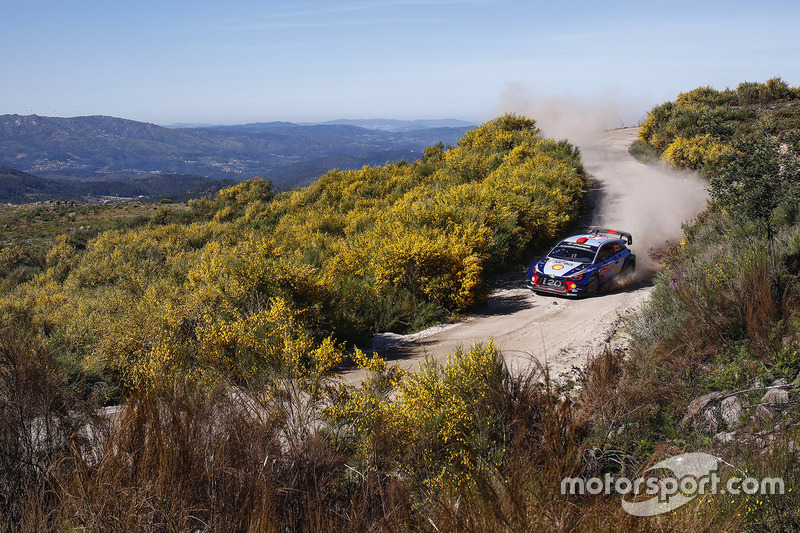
[0,113,480,129]
[2,0,798,126]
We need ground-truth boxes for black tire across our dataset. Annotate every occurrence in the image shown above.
[585,275,599,297]
[621,260,636,284]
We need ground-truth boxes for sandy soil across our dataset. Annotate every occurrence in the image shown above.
[342,128,708,384]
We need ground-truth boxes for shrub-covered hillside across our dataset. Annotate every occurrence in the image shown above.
[0,114,585,393]
[592,80,800,529]
[633,77,800,175]
[6,93,800,532]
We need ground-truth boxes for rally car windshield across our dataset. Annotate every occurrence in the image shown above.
[549,244,597,263]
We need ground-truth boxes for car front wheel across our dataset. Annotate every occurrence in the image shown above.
[584,275,599,297]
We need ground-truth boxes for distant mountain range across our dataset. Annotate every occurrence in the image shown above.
[168,118,475,132]
[0,115,475,192]
[311,118,475,132]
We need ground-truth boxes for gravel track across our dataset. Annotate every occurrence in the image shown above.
[343,128,708,383]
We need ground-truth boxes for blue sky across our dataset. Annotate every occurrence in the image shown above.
[2,0,798,126]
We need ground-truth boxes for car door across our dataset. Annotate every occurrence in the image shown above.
[609,243,625,280]
[595,244,616,281]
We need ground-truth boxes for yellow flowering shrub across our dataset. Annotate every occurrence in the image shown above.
[0,245,28,269]
[638,101,677,151]
[663,134,732,172]
[637,79,799,175]
[44,235,76,282]
[327,342,506,492]
[675,86,723,107]
[0,114,585,394]
[195,297,343,385]
[216,177,274,208]
[370,222,487,309]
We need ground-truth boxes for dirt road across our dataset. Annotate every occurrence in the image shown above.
[343,128,708,383]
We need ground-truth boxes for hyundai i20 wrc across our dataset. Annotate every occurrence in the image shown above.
[526,228,636,297]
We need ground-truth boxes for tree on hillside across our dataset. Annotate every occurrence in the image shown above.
[710,132,800,267]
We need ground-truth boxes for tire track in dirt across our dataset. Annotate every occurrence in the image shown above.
[343,128,708,383]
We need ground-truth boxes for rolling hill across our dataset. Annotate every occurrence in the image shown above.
[0,114,474,188]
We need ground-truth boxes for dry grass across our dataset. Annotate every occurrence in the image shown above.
[0,325,94,528]
[0,319,779,532]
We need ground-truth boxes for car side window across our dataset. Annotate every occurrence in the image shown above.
[612,243,623,254]
[596,244,613,263]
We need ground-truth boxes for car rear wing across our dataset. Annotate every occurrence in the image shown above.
[588,227,633,245]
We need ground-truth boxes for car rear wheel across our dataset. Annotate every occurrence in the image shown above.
[621,260,636,283]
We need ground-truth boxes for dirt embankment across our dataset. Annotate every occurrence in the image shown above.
[343,128,708,383]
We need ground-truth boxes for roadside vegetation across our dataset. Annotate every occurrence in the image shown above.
[613,78,800,530]
[0,115,594,530]
[632,76,800,176]
[2,80,800,532]
[0,114,585,395]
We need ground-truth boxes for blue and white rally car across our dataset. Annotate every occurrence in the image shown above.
[526,228,636,297]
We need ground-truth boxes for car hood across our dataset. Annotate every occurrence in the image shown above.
[541,258,586,277]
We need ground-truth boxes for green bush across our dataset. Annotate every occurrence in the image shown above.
[637,77,800,175]
[628,139,661,164]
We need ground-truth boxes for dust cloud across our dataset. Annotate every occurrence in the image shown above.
[495,87,709,273]
[581,130,708,273]
[350,99,709,382]
[494,83,643,145]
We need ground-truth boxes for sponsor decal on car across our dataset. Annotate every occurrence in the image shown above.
[526,229,636,297]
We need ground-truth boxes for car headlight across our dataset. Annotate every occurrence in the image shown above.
[569,266,588,280]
